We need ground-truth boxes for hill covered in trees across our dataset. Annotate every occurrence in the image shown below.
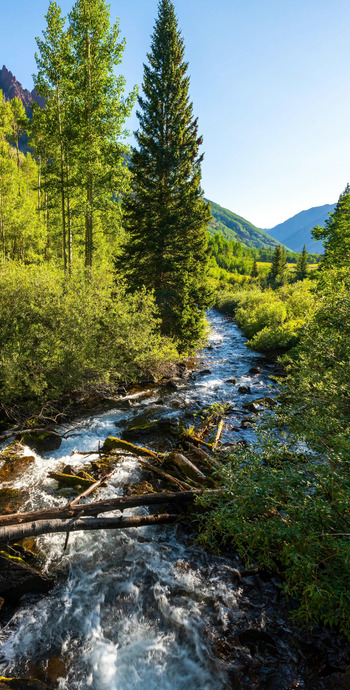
[207,199,279,248]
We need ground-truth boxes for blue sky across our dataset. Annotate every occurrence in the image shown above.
[2,0,350,227]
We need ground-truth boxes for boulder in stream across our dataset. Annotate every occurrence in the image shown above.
[0,554,52,604]
[0,443,35,482]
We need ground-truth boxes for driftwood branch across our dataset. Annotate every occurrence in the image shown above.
[213,420,224,451]
[0,514,178,543]
[0,490,221,527]
[0,428,62,443]
[138,458,193,491]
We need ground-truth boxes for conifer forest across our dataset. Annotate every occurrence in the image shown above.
[0,1,349,688]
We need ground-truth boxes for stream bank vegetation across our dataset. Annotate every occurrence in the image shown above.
[198,204,350,638]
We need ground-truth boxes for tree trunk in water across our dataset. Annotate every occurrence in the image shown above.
[0,514,178,544]
[0,489,218,527]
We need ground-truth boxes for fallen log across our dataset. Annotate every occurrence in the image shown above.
[101,437,161,459]
[213,420,224,451]
[68,469,115,507]
[0,490,221,527]
[163,452,206,484]
[183,433,213,451]
[48,471,97,489]
[184,442,219,468]
[0,514,178,543]
[137,458,193,491]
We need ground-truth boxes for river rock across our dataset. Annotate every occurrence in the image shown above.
[24,431,62,453]
[197,369,212,376]
[238,386,251,394]
[0,443,35,482]
[0,554,52,604]
[225,378,237,384]
[249,366,261,375]
[243,401,260,413]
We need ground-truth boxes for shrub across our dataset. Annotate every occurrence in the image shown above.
[0,262,177,403]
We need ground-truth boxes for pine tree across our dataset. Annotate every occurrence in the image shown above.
[313,184,350,269]
[120,0,212,348]
[295,245,308,280]
[269,244,287,286]
[251,260,259,278]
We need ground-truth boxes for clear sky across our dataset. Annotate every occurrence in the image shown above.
[2,0,350,227]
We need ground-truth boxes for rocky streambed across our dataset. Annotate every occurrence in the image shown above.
[0,310,349,690]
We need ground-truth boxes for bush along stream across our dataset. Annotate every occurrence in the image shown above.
[0,310,348,690]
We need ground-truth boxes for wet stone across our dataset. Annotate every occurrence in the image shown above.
[0,443,35,482]
[238,386,251,394]
[0,555,52,604]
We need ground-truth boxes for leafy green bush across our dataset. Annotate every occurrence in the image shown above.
[199,269,350,637]
[215,281,316,353]
[197,437,350,638]
[0,262,176,403]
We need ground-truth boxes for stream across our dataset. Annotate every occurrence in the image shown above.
[0,310,346,689]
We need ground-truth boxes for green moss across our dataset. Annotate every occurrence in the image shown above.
[102,436,161,458]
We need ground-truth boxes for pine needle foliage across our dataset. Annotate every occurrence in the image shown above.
[120,0,212,350]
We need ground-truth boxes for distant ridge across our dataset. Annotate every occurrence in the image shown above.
[266,204,336,253]
[0,65,45,114]
[207,199,278,249]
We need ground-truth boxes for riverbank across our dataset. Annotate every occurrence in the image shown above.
[0,310,348,689]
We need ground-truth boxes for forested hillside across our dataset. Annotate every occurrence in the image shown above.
[207,198,278,248]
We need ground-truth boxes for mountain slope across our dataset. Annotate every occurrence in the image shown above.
[0,65,45,114]
[266,204,336,253]
[207,199,278,249]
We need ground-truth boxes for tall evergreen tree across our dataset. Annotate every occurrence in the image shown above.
[269,244,287,285]
[251,259,259,278]
[120,0,212,348]
[295,244,308,281]
[313,184,350,269]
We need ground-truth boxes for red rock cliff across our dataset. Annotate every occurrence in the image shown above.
[0,65,45,114]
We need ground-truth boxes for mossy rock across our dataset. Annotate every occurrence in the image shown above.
[0,488,25,515]
[0,443,35,482]
[102,437,160,459]
[23,431,62,453]
[124,481,158,496]
[0,679,52,689]
[0,554,52,603]
[48,471,96,489]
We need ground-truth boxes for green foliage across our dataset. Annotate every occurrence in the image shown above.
[281,267,350,458]
[207,199,278,248]
[0,92,46,263]
[119,0,211,350]
[268,244,287,286]
[0,262,176,403]
[295,245,308,281]
[215,281,316,353]
[197,436,350,638]
[32,0,136,269]
[198,266,350,637]
[313,184,350,269]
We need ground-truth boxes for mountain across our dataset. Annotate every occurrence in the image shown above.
[207,199,278,249]
[0,65,45,115]
[266,204,336,253]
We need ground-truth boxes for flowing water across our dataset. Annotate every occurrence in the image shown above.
[0,310,282,689]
